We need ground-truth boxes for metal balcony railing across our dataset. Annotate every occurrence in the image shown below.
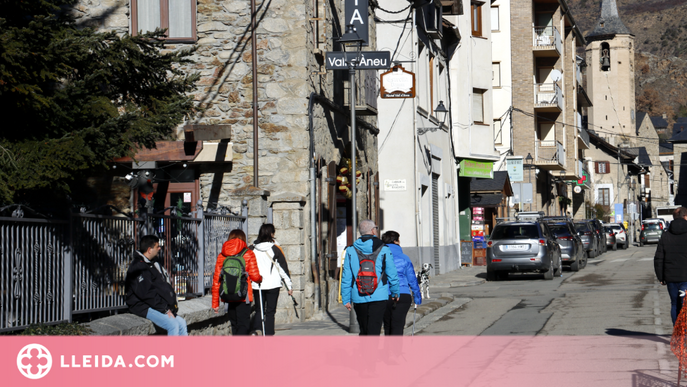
[533,26,561,54]
[534,82,563,110]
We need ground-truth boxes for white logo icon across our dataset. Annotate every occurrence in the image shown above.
[17,344,52,379]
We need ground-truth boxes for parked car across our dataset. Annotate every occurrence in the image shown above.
[486,221,562,281]
[643,218,667,230]
[588,219,607,254]
[604,226,618,251]
[544,218,586,271]
[640,221,664,245]
[604,223,628,249]
[574,220,600,258]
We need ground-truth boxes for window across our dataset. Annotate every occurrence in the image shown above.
[131,0,197,42]
[595,161,611,174]
[472,89,485,124]
[429,54,435,114]
[493,118,502,144]
[471,3,482,37]
[492,62,501,87]
[491,6,499,31]
[598,188,610,206]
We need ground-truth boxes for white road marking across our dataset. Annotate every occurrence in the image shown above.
[639,257,654,261]
[610,258,629,262]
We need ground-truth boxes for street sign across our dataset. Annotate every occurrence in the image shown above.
[345,0,369,46]
[325,51,391,70]
[506,157,524,182]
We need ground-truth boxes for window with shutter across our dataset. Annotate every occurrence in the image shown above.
[473,89,485,124]
[595,161,610,174]
[131,0,197,42]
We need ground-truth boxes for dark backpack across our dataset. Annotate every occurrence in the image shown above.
[219,249,249,302]
[354,245,384,295]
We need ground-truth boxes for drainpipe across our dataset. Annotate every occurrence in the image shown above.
[251,0,259,187]
[308,92,321,311]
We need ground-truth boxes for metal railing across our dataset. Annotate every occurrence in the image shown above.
[534,82,563,110]
[533,26,561,54]
[0,204,246,332]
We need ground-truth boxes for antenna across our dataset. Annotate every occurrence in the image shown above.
[550,69,562,82]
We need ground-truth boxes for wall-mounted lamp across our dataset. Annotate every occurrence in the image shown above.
[434,100,449,125]
[525,152,534,165]
[337,24,363,45]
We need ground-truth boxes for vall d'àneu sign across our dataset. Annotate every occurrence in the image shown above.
[380,65,415,99]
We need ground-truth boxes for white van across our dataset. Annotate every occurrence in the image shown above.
[656,205,680,226]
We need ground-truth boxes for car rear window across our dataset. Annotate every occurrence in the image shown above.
[574,223,590,232]
[492,225,540,239]
[548,225,571,237]
[644,223,661,231]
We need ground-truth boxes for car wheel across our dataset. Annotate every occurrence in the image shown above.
[544,261,554,280]
[487,270,496,281]
[554,255,563,277]
[570,258,579,272]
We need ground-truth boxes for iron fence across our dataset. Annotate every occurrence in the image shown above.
[0,205,245,332]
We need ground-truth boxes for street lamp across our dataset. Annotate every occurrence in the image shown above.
[525,153,533,210]
[434,101,449,125]
[337,24,363,334]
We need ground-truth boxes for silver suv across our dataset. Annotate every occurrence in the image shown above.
[603,223,628,249]
[487,221,562,281]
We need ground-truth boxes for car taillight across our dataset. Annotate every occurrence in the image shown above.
[539,239,546,246]
[493,259,502,262]
[660,223,664,230]
[641,225,645,231]
[487,241,493,247]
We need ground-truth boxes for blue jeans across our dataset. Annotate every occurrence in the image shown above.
[146,308,188,336]
[667,282,687,325]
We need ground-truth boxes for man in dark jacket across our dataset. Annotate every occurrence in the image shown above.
[654,207,687,325]
[125,235,187,335]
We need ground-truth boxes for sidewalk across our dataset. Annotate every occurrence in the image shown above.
[275,265,486,335]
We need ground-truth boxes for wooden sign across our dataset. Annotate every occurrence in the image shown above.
[380,65,415,99]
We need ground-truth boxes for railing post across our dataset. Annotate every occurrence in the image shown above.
[196,199,205,294]
[64,214,74,323]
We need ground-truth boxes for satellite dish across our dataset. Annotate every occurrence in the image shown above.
[550,69,562,82]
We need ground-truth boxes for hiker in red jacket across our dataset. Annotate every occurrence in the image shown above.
[212,229,262,335]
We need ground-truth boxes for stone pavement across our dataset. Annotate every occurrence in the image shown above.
[275,265,486,335]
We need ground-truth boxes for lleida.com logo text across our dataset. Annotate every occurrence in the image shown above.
[17,343,174,379]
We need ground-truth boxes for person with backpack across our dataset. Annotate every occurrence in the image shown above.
[381,230,422,335]
[125,235,187,336]
[251,223,293,336]
[341,220,400,335]
[211,229,262,335]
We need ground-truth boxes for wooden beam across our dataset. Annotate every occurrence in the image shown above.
[113,141,203,162]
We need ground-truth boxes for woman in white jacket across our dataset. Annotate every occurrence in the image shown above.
[251,223,293,335]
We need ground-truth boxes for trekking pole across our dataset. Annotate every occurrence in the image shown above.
[412,304,417,336]
[258,285,266,335]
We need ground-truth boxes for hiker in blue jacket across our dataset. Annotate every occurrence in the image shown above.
[381,230,422,335]
[342,220,400,335]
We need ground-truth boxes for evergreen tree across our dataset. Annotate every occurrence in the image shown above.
[0,0,199,205]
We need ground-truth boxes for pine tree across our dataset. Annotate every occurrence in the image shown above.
[0,0,199,205]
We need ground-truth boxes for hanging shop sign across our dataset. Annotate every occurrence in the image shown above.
[380,65,415,98]
[345,0,369,46]
[459,159,494,179]
[325,51,391,70]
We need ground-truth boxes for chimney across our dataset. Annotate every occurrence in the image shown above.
[663,113,668,119]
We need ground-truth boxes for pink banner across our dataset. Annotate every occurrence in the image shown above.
[1,336,676,386]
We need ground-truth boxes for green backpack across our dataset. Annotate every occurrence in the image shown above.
[219,249,249,302]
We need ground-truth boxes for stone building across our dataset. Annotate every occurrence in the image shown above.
[494,0,590,218]
[75,0,390,322]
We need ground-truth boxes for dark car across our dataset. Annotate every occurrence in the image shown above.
[588,219,607,254]
[545,220,586,271]
[574,220,600,258]
[486,221,562,281]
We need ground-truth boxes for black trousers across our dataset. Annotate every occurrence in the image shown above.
[226,301,252,336]
[353,300,387,336]
[383,294,412,336]
[252,287,280,335]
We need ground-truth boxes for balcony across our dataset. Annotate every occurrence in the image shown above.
[532,26,561,57]
[578,126,590,150]
[535,140,565,170]
[576,65,583,87]
[344,69,378,115]
[534,82,563,112]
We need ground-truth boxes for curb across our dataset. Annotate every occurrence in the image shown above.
[404,293,454,328]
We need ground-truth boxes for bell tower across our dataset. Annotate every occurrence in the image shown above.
[585,0,635,145]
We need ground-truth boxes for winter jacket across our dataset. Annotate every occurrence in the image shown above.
[211,238,263,308]
[251,241,292,291]
[386,243,422,305]
[125,251,179,318]
[655,217,687,283]
[341,235,400,305]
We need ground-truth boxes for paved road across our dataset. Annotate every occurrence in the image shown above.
[416,244,680,384]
